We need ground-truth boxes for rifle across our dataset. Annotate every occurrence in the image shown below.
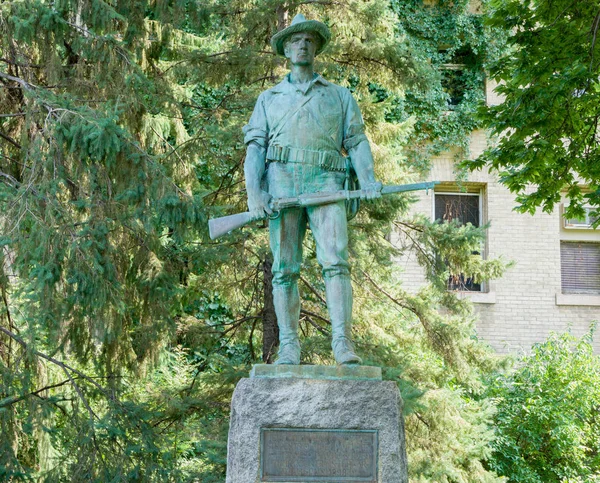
[208,181,439,240]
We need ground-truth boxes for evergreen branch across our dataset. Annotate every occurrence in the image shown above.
[0,131,22,149]
[222,315,260,334]
[203,50,235,59]
[0,378,73,408]
[394,219,424,233]
[300,276,327,306]
[0,71,35,90]
[295,1,342,6]
[206,154,244,204]
[358,268,456,364]
[163,50,273,75]
[299,317,308,337]
[0,153,23,166]
[300,312,330,335]
[0,269,15,368]
[0,58,41,69]
[300,308,331,327]
[0,326,105,393]
[0,171,20,188]
[0,326,102,421]
[393,220,436,266]
[331,55,405,78]
[150,126,185,164]
[0,112,26,118]
[61,365,98,421]
[250,75,279,85]
[126,139,191,199]
[63,22,131,66]
[159,133,221,168]
[414,411,431,430]
[357,268,413,312]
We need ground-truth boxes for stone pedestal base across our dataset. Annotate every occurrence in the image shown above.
[226,365,408,483]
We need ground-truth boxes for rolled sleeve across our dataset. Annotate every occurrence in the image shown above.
[343,123,368,151]
[243,93,269,147]
[342,91,368,151]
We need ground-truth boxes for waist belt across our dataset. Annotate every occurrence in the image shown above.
[267,145,346,172]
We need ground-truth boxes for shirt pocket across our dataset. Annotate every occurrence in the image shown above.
[321,113,342,139]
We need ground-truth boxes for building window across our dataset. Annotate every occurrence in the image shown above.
[562,206,599,229]
[439,48,485,108]
[434,193,480,227]
[434,190,483,292]
[560,242,600,294]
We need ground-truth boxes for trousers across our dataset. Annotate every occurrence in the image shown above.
[266,161,350,286]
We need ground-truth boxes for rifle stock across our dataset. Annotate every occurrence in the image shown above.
[208,211,254,240]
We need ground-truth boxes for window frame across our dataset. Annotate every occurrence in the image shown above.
[559,241,600,295]
[561,204,599,230]
[432,187,486,293]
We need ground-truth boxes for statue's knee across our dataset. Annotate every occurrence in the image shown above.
[272,271,300,287]
[322,264,350,280]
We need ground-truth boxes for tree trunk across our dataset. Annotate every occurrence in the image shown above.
[276,4,289,31]
[262,257,279,363]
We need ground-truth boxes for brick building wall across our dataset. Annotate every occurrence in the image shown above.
[396,80,600,353]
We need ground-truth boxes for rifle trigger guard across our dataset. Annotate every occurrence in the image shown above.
[268,210,281,220]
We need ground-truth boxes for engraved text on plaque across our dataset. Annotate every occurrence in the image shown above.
[260,428,378,482]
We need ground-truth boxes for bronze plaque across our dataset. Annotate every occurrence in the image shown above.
[260,428,378,482]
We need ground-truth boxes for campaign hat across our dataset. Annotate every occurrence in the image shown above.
[271,14,331,56]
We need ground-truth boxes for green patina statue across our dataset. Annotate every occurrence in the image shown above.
[243,14,382,365]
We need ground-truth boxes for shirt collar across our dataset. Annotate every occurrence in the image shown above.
[271,73,329,93]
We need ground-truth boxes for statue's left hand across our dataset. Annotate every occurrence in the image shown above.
[362,181,383,200]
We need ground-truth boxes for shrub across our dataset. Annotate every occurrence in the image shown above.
[487,329,600,482]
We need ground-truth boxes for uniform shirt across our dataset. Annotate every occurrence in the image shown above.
[243,74,368,172]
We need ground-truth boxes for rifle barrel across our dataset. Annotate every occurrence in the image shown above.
[381,181,438,195]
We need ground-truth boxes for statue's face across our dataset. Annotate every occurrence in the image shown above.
[283,31,318,67]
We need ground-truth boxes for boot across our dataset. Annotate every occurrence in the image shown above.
[273,282,301,365]
[325,275,362,365]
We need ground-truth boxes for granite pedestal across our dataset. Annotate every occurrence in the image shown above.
[226,365,408,483]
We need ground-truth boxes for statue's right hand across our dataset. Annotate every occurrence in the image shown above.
[247,190,273,221]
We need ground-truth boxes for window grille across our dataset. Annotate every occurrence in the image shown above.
[434,192,482,292]
[434,193,480,227]
[560,242,600,294]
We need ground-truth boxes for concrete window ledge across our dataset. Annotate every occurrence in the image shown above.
[556,293,600,306]
[456,291,497,304]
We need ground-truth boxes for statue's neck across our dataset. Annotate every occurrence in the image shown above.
[288,65,315,84]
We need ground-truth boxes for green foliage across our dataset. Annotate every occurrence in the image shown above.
[487,329,600,482]
[466,0,600,221]
[389,0,504,172]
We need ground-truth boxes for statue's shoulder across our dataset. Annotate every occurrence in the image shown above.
[326,80,347,91]
[320,79,352,98]
[260,86,278,98]
[255,82,286,104]
[325,83,357,109]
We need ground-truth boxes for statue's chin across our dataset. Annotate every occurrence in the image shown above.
[292,59,313,67]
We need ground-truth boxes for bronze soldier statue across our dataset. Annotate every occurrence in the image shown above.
[243,14,382,365]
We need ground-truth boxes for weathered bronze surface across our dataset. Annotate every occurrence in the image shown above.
[260,428,378,482]
[243,13,383,366]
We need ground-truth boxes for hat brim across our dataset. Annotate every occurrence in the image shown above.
[271,20,331,56]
